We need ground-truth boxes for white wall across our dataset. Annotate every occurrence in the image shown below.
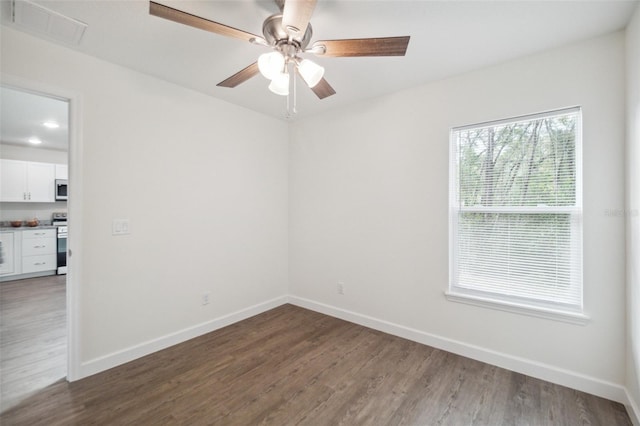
[290,32,627,400]
[0,202,67,223]
[626,4,640,423]
[0,143,68,164]
[1,27,289,374]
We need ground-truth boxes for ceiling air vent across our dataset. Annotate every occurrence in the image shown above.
[12,0,87,45]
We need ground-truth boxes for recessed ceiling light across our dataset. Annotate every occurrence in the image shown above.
[28,137,42,145]
[43,121,59,129]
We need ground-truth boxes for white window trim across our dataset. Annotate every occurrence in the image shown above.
[448,106,585,323]
[444,291,590,325]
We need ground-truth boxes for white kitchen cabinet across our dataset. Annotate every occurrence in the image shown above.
[0,159,56,202]
[27,162,56,202]
[0,231,20,276]
[55,164,68,180]
[0,160,28,201]
[22,254,57,274]
[21,229,56,274]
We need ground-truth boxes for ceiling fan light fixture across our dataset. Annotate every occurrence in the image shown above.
[297,58,324,88]
[268,71,290,96]
[258,51,285,80]
[149,0,411,108]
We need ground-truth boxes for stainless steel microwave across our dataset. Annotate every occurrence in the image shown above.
[55,179,68,201]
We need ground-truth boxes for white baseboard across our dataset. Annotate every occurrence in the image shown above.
[626,389,640,426]
[77,295,289,380]
[289,296,628,405]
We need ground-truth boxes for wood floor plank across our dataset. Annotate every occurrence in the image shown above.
[1,275,67,413]
[0,280,632,425]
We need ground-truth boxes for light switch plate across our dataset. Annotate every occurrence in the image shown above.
[112,218,130,235]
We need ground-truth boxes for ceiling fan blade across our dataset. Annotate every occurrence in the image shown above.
[216,62,260,88]
[312,36,410,57]
[282,0,317,38]
[310,78,336,100]
[149,1,262,43]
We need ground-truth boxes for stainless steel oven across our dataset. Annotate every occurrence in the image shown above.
[57,225,67,275]
[53,212,67,275]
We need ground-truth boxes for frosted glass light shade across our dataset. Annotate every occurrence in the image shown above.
[297,59,324,88]
[268,72,289,96]
[258,52,285,80]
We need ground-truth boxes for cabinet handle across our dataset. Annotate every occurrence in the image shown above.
[34,262,46,266]
[33,245,46,248]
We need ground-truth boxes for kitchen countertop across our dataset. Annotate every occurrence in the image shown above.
[0,225,58,231]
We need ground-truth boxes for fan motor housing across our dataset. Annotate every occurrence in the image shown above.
[262,14,312,50]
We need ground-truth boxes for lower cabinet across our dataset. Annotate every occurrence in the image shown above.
[1,228,57,280]
[21,229,56,274]
[0,231,19,276]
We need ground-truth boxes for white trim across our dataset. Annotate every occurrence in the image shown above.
[66,90,83,381]
[77,296,288,379]
[625,388,640,426]
[444,291,590,325]
[288,295,626,404]
[452,105,582,132]
[0,270,56,282]
[0,74,84,382]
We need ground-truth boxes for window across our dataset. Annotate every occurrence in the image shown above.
[448,107,584,322]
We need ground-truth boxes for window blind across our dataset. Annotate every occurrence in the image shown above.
[450,107,582,312]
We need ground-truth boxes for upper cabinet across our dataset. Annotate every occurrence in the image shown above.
[55,164,68,180]
[0,159,27,201]
[0,159,56,202]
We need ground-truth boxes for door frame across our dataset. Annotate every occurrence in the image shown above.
[1,74,83,381]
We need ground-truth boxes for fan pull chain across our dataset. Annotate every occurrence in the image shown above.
[286,79,290,118]
[292,65,298,116]
[285,61,297,119]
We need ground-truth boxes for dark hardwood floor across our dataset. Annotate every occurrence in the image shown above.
[0,281,631,425]
[1,275,66,413]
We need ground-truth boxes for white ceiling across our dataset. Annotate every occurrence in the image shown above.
[1,0,638,122]
[0,86,70,151]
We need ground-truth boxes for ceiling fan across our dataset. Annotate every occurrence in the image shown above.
[149,0,410,101]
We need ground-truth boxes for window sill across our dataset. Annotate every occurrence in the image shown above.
[444,291,590,325]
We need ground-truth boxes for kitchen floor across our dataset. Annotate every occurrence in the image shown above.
[0,275,66,413]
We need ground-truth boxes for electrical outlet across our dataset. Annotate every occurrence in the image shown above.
[202,292,210,305]
[337,281,344,295]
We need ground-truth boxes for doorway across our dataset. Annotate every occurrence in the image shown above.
[0,82,79,411]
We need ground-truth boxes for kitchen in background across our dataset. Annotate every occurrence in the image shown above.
[0,86,69,281]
